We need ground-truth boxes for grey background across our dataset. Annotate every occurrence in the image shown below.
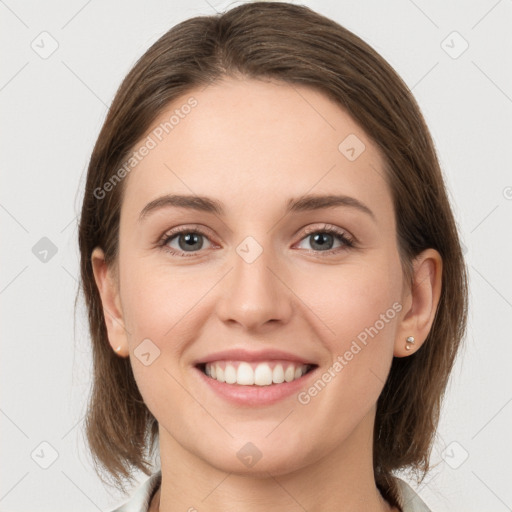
[1,0,511,510]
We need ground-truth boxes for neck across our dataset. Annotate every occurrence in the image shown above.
[153,407,395,512]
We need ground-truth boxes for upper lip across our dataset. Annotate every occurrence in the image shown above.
[194,348,317,366]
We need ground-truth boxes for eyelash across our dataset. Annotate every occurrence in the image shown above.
[157,224,356,258]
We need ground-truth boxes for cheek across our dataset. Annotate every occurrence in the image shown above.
[120,260,198,339]
[311,262,401,399]
[119,260,208,408]
[310,262,400,343]
[289,267,400,442]
[121,266,195,422]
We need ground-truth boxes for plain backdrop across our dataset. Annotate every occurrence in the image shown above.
[1,1,511,511]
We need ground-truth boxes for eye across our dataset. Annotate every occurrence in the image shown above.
[158,226,215,257]
[294,224,355,256]
[158,223,355,258]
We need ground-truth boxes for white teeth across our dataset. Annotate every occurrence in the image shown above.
[237,362,254,385]
[203,361,311,386]
[284,365,295,382]
[272,364,285,384]
[224,364,237,384]
[254,363,273,386]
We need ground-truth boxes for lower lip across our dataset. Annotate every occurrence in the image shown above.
[194,366,318,406]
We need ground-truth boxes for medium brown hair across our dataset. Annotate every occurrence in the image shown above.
[77,1,468,505]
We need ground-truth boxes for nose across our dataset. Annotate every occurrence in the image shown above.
[215,239,293,332]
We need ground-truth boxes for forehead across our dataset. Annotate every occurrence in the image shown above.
[120,77,392,225]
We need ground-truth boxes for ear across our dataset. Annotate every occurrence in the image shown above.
[394,248,443,357]
[91,247,129,357]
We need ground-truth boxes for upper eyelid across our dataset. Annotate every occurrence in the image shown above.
[159,224,217,244]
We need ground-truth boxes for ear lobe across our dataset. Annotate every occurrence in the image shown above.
[91,247,129,357]
[394,248,443,358]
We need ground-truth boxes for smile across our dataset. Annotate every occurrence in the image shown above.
[200,360,316,386]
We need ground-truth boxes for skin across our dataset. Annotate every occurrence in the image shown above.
[92,77,442,512]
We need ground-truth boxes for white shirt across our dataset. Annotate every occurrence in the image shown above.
[109,470,432,512]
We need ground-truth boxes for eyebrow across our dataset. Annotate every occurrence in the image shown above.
[138,193,376,222]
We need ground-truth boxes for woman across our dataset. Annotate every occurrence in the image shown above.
[78,2,468,511]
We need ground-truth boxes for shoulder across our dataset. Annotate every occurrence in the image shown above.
[108,470,162,512]
[395,477,432,512]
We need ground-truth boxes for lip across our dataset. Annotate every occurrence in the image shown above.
[193,347,316,366]
[193,364,318,406]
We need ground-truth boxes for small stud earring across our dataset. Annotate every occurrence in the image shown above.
[115,346,122,352]
[405,336,415,350]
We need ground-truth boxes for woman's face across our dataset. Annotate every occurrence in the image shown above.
[97,77,412,475]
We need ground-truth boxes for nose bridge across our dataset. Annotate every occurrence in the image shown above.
[216,233,292,329]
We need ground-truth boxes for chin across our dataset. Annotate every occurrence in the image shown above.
[198,440,314,478]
